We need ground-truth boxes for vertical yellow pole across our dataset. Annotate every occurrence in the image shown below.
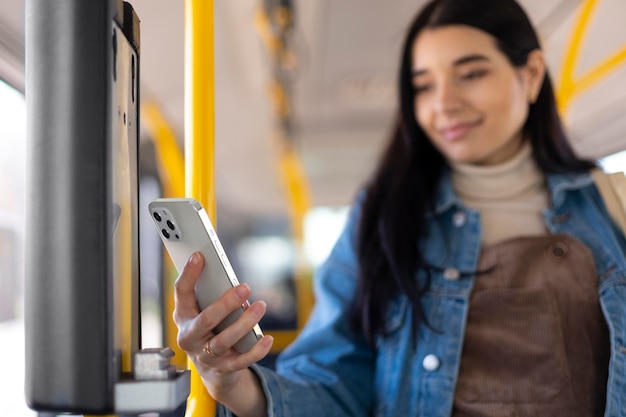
[184,0,217,416]
[185,0,216,216]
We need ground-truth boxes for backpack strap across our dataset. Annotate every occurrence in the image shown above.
[591,168,626,235]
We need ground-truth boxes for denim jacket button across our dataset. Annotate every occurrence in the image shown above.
[423,354,440,371]
[443,267,460,281]
[452,211,467,227]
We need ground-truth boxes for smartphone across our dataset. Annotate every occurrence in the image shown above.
[148,197,263,353]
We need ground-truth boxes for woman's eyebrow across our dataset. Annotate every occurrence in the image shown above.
[453,53,490,66]
[412,53,491,77]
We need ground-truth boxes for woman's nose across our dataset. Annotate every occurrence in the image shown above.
[434,81,463,114]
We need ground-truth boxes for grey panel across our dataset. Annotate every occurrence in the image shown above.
[24,0,118,413]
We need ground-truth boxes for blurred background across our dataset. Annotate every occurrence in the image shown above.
[1,0,626,415]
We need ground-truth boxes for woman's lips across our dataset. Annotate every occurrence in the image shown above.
[439,120,482,141]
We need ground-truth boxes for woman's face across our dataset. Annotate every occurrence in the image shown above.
[411,25,544,166]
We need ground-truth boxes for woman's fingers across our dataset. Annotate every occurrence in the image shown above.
[205,335,274,374]
[203,300,265,354]
[181,284,259,352]
[173,252,204,324]
[172,251,272,372]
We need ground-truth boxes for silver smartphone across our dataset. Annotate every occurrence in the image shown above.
[148,197,263,353]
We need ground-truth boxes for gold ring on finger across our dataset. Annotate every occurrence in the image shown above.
[203,342,221,357]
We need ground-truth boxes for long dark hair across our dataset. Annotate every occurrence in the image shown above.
[351,0,596,346]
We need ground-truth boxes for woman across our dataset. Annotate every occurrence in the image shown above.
[173,0,626,416]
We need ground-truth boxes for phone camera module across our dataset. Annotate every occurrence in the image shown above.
[166,220,175,231]
[153,211,162,222]
[162,229,170,239]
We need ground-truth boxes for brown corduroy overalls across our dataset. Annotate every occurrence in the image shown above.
[453,235,610,417]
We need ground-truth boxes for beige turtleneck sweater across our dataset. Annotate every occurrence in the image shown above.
[450,143,550,247]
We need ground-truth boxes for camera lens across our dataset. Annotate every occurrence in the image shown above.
[166,220,175,230]
[153,212,162,222]
[162,229,170,239]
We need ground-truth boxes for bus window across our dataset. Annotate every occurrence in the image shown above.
[0,79,34,416]
[600,150,626,174]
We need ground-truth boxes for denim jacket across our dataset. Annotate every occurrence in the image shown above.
[218,171,626,417]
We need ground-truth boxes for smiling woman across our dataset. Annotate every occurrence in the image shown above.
[411,25,545,165]
[1,0,625,416]
[168,1,626,417]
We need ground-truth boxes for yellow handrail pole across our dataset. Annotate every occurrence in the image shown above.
[143,102,186,199]
[184,0,217,416]
[572,46,626,100]
[556,0,626,121]
[267,134,314,353]
[556,0,598,115]
[254,4,315,352]
[185,0,216,215]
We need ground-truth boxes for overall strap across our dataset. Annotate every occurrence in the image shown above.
[591,168,626,235]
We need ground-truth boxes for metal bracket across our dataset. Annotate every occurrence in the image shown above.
[114,348,190,414]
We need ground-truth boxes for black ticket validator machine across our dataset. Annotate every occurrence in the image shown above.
[25,0,189,414]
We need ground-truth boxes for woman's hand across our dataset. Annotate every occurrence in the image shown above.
[173,252,273,417]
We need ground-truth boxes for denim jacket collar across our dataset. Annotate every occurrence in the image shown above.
[545,171,595,209]
[432,169,462,216]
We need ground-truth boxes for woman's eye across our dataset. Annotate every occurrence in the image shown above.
[413,84,432,94]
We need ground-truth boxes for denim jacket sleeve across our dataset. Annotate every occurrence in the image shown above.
[217,196,375,417]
